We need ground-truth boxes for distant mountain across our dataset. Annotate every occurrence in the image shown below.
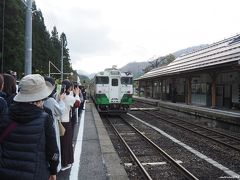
[120,61,149,78]
[88,73,96,80]
[119,44,208,78]
[76,44,208,79]
[77,74,90,85]
[77,69,90,76]
[76,69,95,82]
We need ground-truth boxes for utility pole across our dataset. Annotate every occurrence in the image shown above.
[24,0,32,75]
[61,38,63,82]
[1,0,6,73]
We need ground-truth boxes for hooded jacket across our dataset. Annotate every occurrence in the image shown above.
[0,102,59,180]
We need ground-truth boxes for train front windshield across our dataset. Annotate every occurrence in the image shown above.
[121,77,133,85]
[96,76,109,84]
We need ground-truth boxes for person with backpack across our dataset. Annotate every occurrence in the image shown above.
[0,74,59,180]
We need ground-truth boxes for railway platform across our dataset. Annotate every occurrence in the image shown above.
[55,96,240,179]
[57,101,128,180]
[133,96,240,125]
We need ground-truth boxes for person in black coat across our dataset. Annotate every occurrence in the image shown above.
[0,96,7,115]
[0,74,59,180]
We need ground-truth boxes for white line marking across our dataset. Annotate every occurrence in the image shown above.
[119,132,136,135]
[124,160,183,166]
[127,113,240,178]
[130,108,158,111]
[142,160,183,166]
[69,109,85,179]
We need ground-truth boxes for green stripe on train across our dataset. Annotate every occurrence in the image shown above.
[95,94,109,104]
[121,94,133,104]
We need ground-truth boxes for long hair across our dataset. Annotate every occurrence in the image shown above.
[62,79,72,95]
[44,76,56,98]
[0,74,4,91]
[3,74,16,96]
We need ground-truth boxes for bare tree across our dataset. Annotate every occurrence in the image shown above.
[143,54,175,73]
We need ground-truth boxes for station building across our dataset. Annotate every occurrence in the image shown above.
[135,34,240,110]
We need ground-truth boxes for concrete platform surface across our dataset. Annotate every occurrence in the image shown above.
[57,102,128,180]
[133,96,240,125]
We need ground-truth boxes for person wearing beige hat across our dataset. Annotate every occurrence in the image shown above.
[0,74,59,180]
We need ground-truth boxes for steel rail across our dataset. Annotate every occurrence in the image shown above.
[155,110,240,142]
[136,109,240,152]
[107,117,153,180]
[120,116,199,180]
[133,101,240,142]
[132,102,240,143]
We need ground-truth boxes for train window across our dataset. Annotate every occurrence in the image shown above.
[121,77,132,85]
[112,79,118,86]
[96,76,109,84]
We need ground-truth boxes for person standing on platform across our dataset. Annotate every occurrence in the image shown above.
[0,74,8,115]
[44,76,66,172]
[78,86,85,113]
[60,79,80,171]
[2,74,16,107]
[0,74,59,180]
[71,82,83,134]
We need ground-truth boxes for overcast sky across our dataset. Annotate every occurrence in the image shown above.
[35,0,240,74]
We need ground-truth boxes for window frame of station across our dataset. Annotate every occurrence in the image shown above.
[216,71,240,105]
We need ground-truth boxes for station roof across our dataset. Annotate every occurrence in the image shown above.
[136,34,240,80]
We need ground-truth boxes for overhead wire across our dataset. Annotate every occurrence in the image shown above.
[1,0,5,73]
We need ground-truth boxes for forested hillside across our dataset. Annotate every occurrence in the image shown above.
[0,0,76,80]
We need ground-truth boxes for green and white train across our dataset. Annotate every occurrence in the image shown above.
[90,67,133,113]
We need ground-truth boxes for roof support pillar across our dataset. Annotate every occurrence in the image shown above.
[187,76,192,105]
[210,73,217,108]
[160,80,163,100]
[138,80,141,97]
[171,78,177,103]
[151,81,154,98]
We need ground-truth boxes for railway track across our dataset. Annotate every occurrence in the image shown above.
[104,115,198,180]
[131,103,240,152]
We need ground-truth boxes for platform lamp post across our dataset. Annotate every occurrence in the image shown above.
[61,38,64,82]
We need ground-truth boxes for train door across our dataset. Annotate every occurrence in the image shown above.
[109,77,120,103]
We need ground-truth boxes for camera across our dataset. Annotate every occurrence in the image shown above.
[60,84,66,94]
